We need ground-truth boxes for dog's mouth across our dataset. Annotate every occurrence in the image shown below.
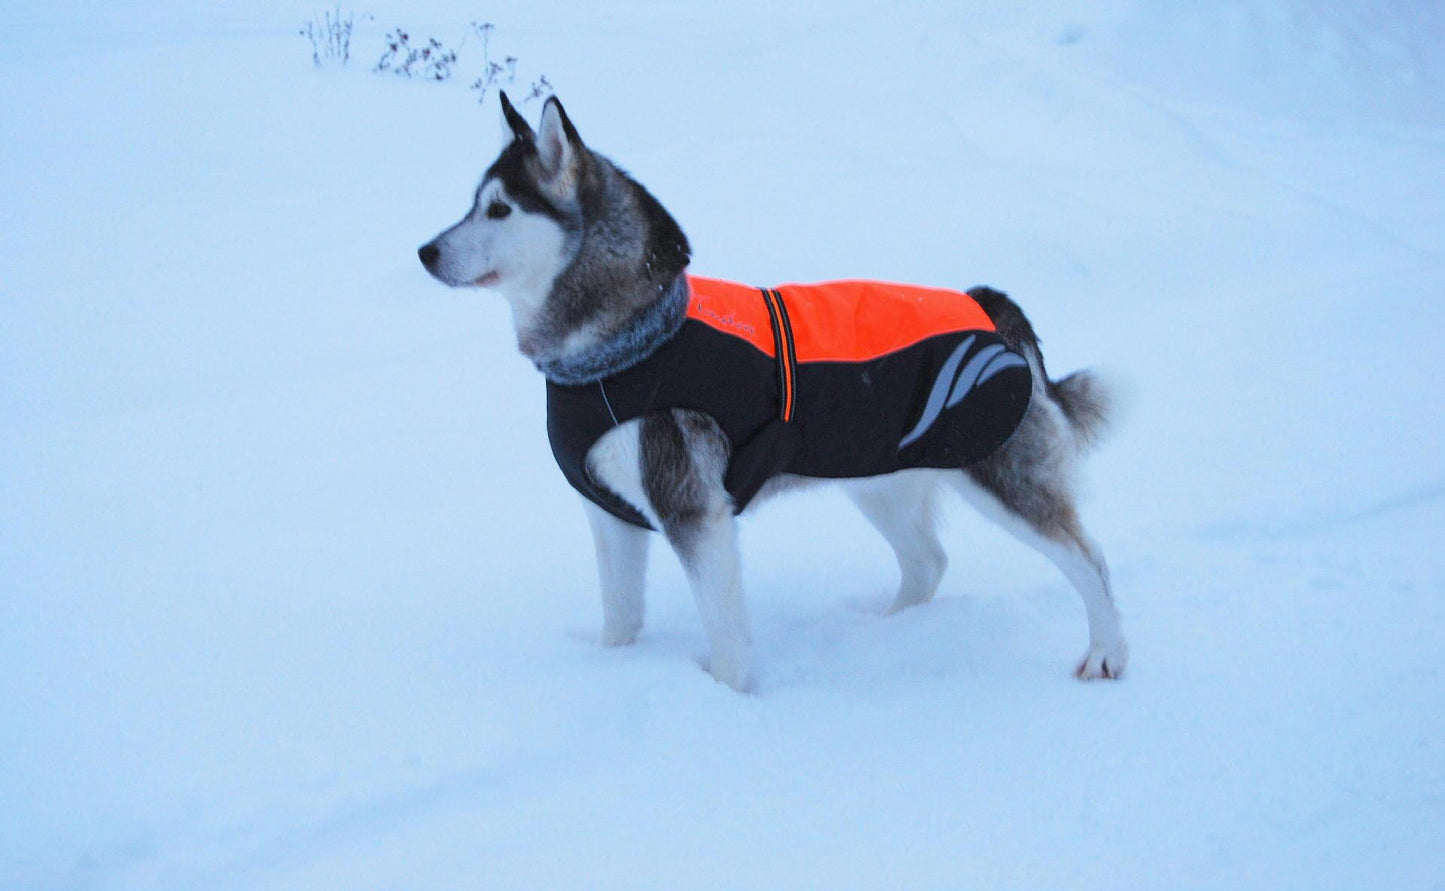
[473,271,500,288]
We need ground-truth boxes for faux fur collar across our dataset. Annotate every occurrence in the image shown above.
[536,274,690,385]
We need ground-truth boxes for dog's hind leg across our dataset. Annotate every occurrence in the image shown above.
[846,474,948,614]
[638,410,752,692]
[950,401,1128,679]
[583,499,650,646]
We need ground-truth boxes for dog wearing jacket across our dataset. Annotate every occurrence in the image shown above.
[419,93,1127,691]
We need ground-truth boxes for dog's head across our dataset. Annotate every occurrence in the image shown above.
[419,93,690,364]
[418,93,590,324]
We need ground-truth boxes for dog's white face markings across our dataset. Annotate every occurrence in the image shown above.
[426,178,569,330]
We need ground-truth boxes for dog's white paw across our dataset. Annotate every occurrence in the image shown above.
[884,594,935,616]
[600,623,641,647]
[1076,639,1129,680]
[705,648,753,693]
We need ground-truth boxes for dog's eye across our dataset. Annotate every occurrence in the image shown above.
[486,201,511,220]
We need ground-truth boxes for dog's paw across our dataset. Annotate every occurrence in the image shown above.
[703,649,753,693]
[711,667,752,693]
[1076,640,1129,680]
[599,623,641,647]
[884,594,935,616]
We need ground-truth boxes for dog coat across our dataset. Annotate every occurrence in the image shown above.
[546,276,1033,528]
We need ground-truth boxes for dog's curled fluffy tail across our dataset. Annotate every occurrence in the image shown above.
[966,286,1112,453]
[1050,369,1112,452]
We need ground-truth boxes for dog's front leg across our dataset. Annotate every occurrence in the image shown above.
[583,499,649,646]
[666,506,751,692]
[640,411,752,692]
[588,411,751,691]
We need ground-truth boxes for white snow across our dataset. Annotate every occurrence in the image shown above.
[3,2,1443,888]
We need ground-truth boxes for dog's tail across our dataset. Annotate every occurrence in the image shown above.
[967,286,1113,453]
[1050,369,1112,452]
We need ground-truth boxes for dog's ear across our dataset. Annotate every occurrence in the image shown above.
[535,96,584,185]
[499,91,533,142]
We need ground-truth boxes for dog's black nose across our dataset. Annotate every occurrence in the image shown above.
[418,243,440,268]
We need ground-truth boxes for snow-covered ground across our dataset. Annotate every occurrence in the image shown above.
[4,2,1443,888]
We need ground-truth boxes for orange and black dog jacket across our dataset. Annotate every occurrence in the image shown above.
[547,276,1032,528]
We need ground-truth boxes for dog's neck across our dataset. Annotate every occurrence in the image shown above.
[534,273,689,385]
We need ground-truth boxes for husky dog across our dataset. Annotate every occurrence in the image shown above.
[419,93,1127,692]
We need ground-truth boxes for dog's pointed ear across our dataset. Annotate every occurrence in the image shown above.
[499,91,533,142]
[535,96,584,183]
